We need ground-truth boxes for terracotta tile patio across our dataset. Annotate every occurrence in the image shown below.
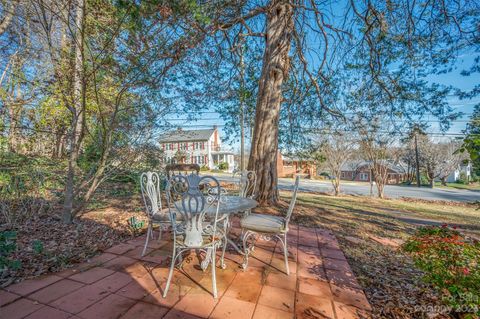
[0,221,371,319]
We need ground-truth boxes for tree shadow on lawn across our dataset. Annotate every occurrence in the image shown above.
[292,194,480,237]
[291,199,413,237]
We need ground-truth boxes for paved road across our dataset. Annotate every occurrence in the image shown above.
[212,173,480,203]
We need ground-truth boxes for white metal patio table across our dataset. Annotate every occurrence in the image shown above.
[200,195,258,270]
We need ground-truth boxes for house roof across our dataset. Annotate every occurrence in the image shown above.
[340,160,406,174]
[158,128,216,142]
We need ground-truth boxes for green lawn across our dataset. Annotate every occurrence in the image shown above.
[435,181,480,191]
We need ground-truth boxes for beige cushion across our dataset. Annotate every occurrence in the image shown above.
[240,213,286,233]
[151,208,182,223]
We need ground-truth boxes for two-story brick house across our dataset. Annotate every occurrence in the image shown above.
[158,127,235,172]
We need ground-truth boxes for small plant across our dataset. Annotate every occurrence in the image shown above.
[32,240,44,254]
[128,216,145,235]
[0,231,21,272]
[403,225,480,317]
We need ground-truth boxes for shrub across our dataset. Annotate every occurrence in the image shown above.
[403,226,480,317]
[420,175,430,186]
[218,162,229,170]
[471,173,479,183]
[457,172,469,185]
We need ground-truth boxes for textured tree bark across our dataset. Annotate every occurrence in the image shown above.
[247,0,293,205]
[63,0,86,223]
[332,176,340,196]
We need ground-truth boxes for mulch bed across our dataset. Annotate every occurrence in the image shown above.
[0,198,145,288]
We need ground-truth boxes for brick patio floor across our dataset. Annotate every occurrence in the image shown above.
[0,220,371,319]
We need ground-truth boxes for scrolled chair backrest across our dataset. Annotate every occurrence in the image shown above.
[166,173,221,247]
[285,176,300,227]
[140,172,164,219]
[234,170,256,199]
[165,164,200,179]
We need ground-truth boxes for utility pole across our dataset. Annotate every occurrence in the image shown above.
[238,38,245,172]
[414,130,421,187]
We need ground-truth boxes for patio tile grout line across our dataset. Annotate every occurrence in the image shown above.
[316,228,339,319]
[205,259,239,319]
[249,239,278,319]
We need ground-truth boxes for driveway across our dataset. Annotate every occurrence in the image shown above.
[212,173,480,203]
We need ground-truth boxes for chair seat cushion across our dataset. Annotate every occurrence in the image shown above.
[240,213,286,233]
[152,208,183,222]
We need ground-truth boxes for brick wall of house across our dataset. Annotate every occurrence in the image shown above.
[340,165,406,184]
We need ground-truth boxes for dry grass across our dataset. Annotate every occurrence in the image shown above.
[277,191,480,319]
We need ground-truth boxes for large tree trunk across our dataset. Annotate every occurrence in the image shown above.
[247,0,293,205]
[63,0,86,223]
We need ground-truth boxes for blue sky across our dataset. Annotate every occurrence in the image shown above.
[161,3,480,152]
[165,52,479,152]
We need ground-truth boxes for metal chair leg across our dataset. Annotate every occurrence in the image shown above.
[157,226,162,243]
[211,247,218,298]
[141,223,152,257]
[220,220,228,269]
[241,230,255,270]
[163,243,177,298]
[283,233,290,275]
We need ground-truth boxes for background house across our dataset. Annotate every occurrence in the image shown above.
[340,161,407,184]
[159,126,235,172]
[277,152,317,178]
[445,162,472,183]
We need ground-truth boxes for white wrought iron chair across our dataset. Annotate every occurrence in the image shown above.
[235,170,256,199]
[163,174,224,298]
[240,176,300,275]
[140,172,174,256]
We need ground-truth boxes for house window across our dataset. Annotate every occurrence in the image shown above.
[341,172,345,178]
[359,173,369,181]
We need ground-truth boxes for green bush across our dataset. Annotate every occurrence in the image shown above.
[0,231,21,272]
[218,162,229,170]
[420,175,430,186]
[403,226,480,317]
[457,172,469,185]
[200,165,209,171]
[471,173,479,183]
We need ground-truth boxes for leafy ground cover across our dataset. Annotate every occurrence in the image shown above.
[404,226,480,317]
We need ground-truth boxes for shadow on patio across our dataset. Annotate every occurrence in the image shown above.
[0,217,371,319]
